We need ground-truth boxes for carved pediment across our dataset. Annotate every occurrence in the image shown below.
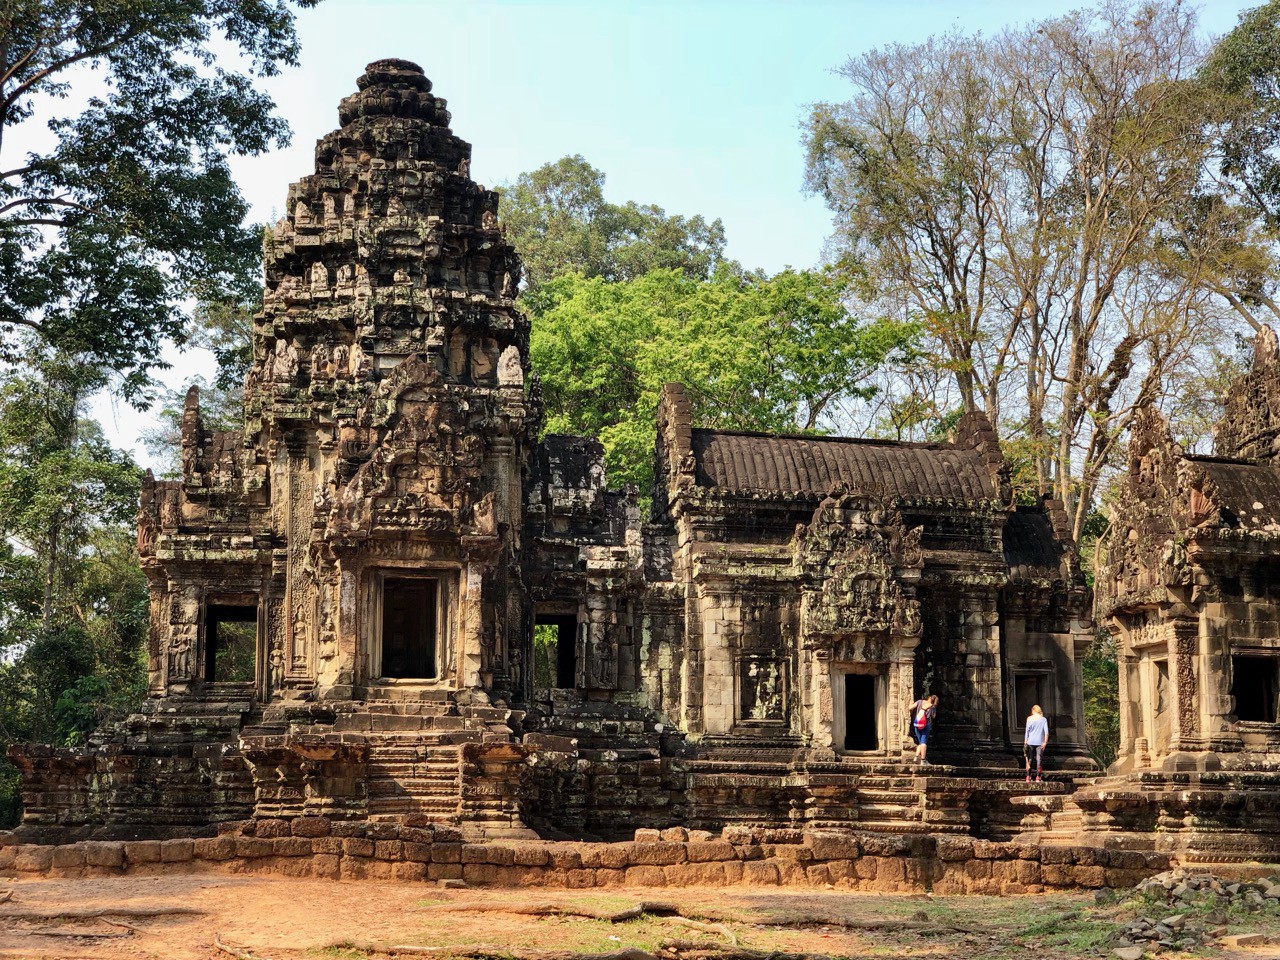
[793,494,922,642]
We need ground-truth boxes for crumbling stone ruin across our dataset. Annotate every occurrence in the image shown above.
[1021,327,1280,860]
[10,60,1095,845]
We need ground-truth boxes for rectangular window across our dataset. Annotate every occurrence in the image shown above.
[204,603,257,684]
[380,577,438,680]
[1232,655,1279,723]
[534,614,577,689]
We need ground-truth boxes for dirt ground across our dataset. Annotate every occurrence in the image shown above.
[2,872,1280,960]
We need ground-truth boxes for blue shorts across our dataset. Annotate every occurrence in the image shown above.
[915,728,929,745]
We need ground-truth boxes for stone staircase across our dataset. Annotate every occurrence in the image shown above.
[240,693,525,830]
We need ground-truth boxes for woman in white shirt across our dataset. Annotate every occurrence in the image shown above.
[1024,704,1049,782]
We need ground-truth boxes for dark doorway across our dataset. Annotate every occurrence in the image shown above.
[205,604,257,683]
[534,614,577,689]
[844,673,878,751]
[1014,674,1046,726]
[1232,655,1279,723]
[381,578,438,679]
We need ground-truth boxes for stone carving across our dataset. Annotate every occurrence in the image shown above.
[498,345,523,387]
[14,59,1099,844]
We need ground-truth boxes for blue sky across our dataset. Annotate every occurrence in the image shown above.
[89,0,1260,463]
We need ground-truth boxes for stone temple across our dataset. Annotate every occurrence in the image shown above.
[12,60,1099,842]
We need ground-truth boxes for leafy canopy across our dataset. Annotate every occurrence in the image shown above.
[498,155,730,307]
[0,0,318,397]
[531,267,916,493]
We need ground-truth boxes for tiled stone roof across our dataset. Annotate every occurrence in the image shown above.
[1003,507,1067,581]
[688,428,998,501]
[1189,456,1280,530]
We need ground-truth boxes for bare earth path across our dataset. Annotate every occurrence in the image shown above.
[2,873,1279,960]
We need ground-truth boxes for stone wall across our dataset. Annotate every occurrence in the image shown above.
[0,821,1171,894]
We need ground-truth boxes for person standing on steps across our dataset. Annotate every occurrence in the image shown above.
[909,694,938,766]
[1024,704,1049,782]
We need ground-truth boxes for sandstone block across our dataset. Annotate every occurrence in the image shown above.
[461,843,487,863]
[806,833,860,861]
[548,847,581,869]
[935,836,974,861]
[659,827,688,842]
[16,844,53,875]
[405,842,433,863]
[462,863,499,885]
[687,840,734,863]
[125,840,162,864]
[291,817,331,838]
[513,845,549,866]
[628,842,686,866]
[254,819,290,839]
[235,838,273,859]
[375,840,403,861]
[52,845,86,869]
[161,839,194,863]
[625,865,667,886]
[484,845,515,866]
[274,837,312,857]
[428,862,464,880]
[343,837,375,859]
[743,860,780,885]
[565,867,597,888]
[432,844,462,864]
[195,837,236,861]
[634,828,662,842]
[394,860,428,882]
[311,837,343,855]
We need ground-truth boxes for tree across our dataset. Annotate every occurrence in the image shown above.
[531,267,916,492]
[0,0,318,396]
[804,1,1275,540]
[498,155,730,306]
[0,345,147,825]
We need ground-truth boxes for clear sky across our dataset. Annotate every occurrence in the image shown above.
[87,0,1260,466]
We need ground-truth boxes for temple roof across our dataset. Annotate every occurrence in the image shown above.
[1188,456,1280,530]
[1003,507,1067,581]
[688,428,998,502]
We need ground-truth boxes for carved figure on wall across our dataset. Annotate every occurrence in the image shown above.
[589,631,617,688]
[169,635,192,681]
[740,658,785,722]
[497,345,523,387]
[269,641,285,692]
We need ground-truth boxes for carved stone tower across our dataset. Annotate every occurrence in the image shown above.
[145,58,532,705]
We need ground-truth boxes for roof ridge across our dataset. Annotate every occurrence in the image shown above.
[688,426,955,450]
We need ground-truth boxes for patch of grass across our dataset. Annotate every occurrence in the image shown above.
[309,946,370,960]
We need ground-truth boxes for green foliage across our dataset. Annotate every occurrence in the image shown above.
[0,0,317,396]
[0,345,148,825]
[498,155,730,305]
[533,623,559,690]
[530,267,916,493]
[1201,0,1280,227]
[1082,631,1120,769]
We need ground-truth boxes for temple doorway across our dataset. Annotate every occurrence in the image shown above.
[843,673,879,751]
[379,577,438,679]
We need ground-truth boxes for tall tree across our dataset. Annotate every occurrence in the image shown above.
[804,1,1275,539]
[498,155,730,306]
[0,345,146,825]
[0,0,318,396]
[531,267,915,492]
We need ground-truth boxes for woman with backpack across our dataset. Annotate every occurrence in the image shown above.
[909,694,938,766]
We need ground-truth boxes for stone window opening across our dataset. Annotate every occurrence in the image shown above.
[204,603,258,684]
[376,576,440,680]
[832,665,885,752]
[533,614,578,689]
[1231,654,1279,723]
